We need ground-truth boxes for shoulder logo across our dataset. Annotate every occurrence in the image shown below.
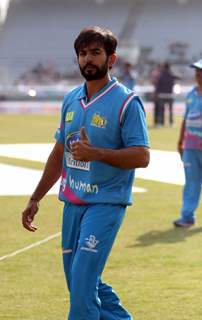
[187,98,193,104]
[91,112,107,128]
[65,111,74,123]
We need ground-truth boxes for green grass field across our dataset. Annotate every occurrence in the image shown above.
[1,113,202,320]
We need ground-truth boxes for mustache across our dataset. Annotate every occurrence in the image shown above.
[83,63,98,69]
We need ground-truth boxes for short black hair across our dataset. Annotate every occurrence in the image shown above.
[74,26,117,56]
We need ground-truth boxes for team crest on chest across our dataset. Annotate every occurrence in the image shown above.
[91,112,107,128]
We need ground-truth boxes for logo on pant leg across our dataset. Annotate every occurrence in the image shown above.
[81,235,99,253]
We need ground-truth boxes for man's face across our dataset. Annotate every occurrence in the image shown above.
[195,68,202,87]
[78,43,112,81]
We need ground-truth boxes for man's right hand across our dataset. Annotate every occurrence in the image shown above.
[22,199,39,232]
[21,142,64,232]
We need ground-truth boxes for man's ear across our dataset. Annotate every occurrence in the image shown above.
[108,53,117,68]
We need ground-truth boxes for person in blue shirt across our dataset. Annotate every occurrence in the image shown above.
[22,26,150,320]
[173,59,202,227]
[120,62,136,90]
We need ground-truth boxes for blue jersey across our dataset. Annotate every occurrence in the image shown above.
[55,77,149,205]
[184,87,202,150]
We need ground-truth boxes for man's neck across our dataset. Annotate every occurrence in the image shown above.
[86,75,111,100]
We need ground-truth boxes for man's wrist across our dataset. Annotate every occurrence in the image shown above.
[93,147,111,162]
[30,197,40,203]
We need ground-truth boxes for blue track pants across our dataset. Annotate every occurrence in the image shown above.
[181,149,202,222]
[61,202,133,320]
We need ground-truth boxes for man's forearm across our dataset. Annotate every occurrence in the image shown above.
[177,120,185,152]
[30,144,63,202]
[178,120,185,145]
[71,136,149,169]
[93,146,150,169]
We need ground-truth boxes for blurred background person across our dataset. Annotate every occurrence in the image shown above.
[173,59,202,228]
[150,63,162,127]
[155,62,180,127]
[119,61,136,90]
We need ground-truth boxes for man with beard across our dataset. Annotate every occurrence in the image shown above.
[21,26,150,320]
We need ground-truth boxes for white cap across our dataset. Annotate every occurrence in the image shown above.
[190,59,202,70]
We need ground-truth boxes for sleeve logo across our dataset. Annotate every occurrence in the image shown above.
[65,111,74,123]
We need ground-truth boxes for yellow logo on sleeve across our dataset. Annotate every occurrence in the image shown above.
[65,112,74,123]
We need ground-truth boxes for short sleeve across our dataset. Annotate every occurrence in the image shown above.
[120,96,149,148]
[54,97,67,144]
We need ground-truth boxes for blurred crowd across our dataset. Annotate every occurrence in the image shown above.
[17,62,72,85]
[15,57,188,90]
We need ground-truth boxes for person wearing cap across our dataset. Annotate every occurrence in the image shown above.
[173,59,202,227]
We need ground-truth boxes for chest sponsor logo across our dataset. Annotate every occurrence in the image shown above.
[65,132,90,170]
[65,152,90,171]
[65,131,80,152]
[65,112,74,123]
[91,112,107,128]
[69,175,99,194]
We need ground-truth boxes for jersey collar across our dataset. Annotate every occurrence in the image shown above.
[79,77,118,109]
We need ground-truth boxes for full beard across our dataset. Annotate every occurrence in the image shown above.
[79,60,109,81]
